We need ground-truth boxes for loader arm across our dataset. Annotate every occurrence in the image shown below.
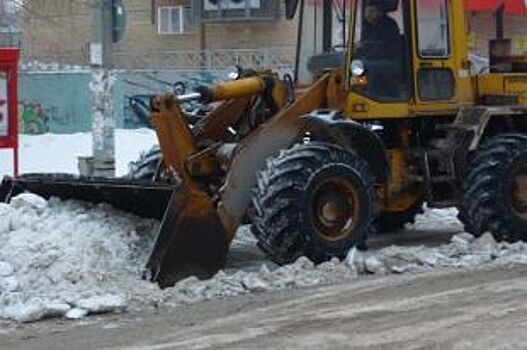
[149,75,285,181]
[218,74,330,238]
[145,75,287,287]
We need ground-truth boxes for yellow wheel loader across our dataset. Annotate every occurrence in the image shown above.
[3,0,527,287]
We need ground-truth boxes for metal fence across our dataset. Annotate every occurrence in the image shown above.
[110,47,296,71]
[20,47,295,72]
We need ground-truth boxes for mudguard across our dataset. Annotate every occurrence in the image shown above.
[301,110,390,183]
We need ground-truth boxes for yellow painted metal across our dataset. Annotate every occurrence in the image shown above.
[193,98,252,143]
[151,94,199,187]
[271,80,289,110]
[343,0,489,120]
[505,76,527,105]
[327,69,348,109]
[409,0,473,107]
[477,74,505,97]
[387,149,406,196]
[148,94,230,287]
[141,0,527,282]
[209,77,266,102]
[477,74,527,106]
[381,125,424,213]
[343,91,411,119]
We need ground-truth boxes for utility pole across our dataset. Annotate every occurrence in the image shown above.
[82,0,116,178]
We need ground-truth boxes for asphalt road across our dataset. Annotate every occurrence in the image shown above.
[2,265,527,350]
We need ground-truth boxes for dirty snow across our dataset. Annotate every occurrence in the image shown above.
[410,205,463,232]
[0,129,158,178]
[1,193,527,323]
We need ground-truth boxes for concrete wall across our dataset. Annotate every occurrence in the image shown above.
[17,69,225,134]
[21,0,90,65]
[19,72,92,134]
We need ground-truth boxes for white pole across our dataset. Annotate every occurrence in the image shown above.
[86,0,115,178]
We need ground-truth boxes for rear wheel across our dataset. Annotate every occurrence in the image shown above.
[251,142,375,265]
[460,134,527,242]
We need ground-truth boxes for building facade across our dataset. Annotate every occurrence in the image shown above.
[18,1,527,70]
[0,0,20,47]
[20,0,297,70]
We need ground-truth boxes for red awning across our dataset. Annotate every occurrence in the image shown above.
[466,0,527,14]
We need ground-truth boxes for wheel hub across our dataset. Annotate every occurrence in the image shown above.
[311,177,360,242]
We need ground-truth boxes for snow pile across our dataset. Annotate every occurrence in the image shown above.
[165,231,527,304]
[363,232,527,274]
[410,206,463,232]
[0,194,160,323]
[1,194,527,323]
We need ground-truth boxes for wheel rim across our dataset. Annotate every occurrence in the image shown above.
[510,163,527,220]
[310,176,361,242]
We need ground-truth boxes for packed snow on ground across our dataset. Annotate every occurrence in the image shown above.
[0,129,158,178]
[1,194,527,323]
[410,205,463,232]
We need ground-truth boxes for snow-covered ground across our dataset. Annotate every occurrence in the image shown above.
[1,193,527,323]
[1,132,527,324]
[0,129,158,178]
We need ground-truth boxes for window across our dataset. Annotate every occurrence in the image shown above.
[417,69,454,100]
[416,0,449,57]
[202,0,277,22]
[158,6,193,34]
[351,0,410,101]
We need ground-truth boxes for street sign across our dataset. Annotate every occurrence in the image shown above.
[113,0,127,43]
[0,49,19,176]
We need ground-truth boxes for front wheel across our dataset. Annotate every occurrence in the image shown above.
[460,134,527,242]
[251,142,375,265]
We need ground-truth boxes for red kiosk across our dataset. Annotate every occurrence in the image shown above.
[0,49,19,176]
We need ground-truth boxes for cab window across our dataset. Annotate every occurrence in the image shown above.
[352,0,410,101]
[416,0,450,58]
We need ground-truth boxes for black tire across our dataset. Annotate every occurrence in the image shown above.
[376,199,424,233]
[251,142,375,265]
[460,133,527,242]
[127,145,163,181]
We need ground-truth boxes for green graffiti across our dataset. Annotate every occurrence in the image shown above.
[19,103,47,135]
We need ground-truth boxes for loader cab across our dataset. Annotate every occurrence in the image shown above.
[350,0,411,101]
[343,0,473,119]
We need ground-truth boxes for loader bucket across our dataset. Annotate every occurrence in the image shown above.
[0,174,174,219]
[0,174,229,288]
[146,186,229,288]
